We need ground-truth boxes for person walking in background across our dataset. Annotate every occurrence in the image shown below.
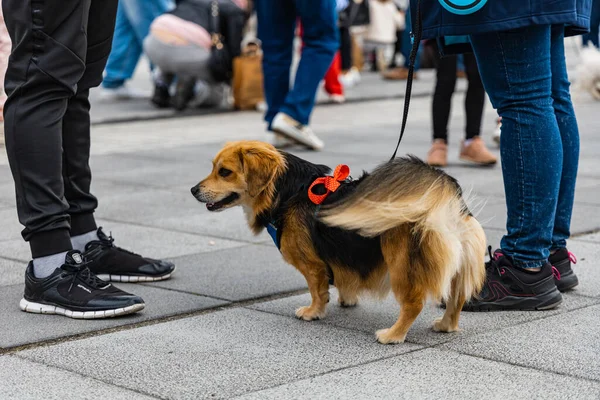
[411,0,590,311]
[101,0,173,100]
[363,0,405,73]
[0,1,9,147]
[255,0,338,151]
[582,0,600,47]
[383,4,422,80]
[3,0,175,319]
[321,0,349,104]
[426,39,497,167]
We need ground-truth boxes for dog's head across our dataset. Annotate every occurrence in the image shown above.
[191,141,285,212]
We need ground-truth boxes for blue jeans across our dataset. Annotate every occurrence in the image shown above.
[402,7,421,70]
[470,25,580,269]
[582,0,600,48]
[255,0,338,126]
[103,0,172,89]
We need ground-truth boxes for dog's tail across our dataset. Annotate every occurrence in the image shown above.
[320,156,469,238]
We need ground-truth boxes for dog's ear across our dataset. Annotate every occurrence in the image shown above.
[239,145,281,197]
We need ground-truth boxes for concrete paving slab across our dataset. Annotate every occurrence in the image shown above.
[476,200,600,235]
[0,257,23,287]
[249,291,599,346]
[0,355,156,400]
[237,348,600,400]
[441,304,600,382]
[577,231,600,243]
[560,238,600,298]
[0,284,227,349]
[147,245,306,301]
[0,207,22,242]
[0,220,247,262]
[18,308,422,399]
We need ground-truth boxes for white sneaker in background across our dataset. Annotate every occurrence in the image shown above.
[329,94,346,104]
[271,112,324,151]
[272,134,295,149]
[99,85,149,101]
[340,67,361,88]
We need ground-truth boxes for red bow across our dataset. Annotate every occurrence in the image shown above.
[308,164,350,205]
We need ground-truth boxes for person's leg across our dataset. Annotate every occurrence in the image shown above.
[0,0,10,125]
[102,0,141,89]
[549,25,580,251]
[463,53,485,140]
[255,0,296,127]
[284,0,338,125]
[471,25,561,268]
[324,51,344,99]
[339,26,352,71]
[432,53,457,143]
[3,0,89,265]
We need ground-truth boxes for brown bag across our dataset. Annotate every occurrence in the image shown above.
[232,47,264,110]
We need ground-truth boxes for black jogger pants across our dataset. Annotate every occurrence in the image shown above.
[3,0,118,258]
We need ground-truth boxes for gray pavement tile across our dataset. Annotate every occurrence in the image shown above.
[148,206,270,244]
[18,308,422,399]
[0,284,227,348]
[0,207,22,242]
[1,355,156,400]
[0,220,247,262]
[0,257,23,287]
[476,200,600,235]
[248,291,599,346]
[441,304,600,382]
[236,348,600,400]
[577,231,600,243]
[147,244,306,301]
[564,239,600,298]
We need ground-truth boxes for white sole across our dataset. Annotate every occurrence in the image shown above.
[96,269,174,283]
[19,299,145,319]
[271,115,324,151]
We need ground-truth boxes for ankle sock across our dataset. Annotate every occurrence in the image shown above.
[33,251,68,278]
[71,230,99,252]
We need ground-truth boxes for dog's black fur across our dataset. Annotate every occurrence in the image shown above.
[256,153,384,279]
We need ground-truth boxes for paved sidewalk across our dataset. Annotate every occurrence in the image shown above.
[1,40,600,399]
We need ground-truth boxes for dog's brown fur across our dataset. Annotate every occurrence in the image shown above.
[192,141,486,344]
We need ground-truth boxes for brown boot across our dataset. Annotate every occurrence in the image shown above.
[459,136,498,166]
[382,67,419,81]
[427,139,448,167]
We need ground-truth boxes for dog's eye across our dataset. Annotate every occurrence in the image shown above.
[218,168,232,177]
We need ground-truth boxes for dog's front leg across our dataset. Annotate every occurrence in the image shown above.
[295,262,330,321]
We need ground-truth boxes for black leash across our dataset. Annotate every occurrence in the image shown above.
[390,0,423,161]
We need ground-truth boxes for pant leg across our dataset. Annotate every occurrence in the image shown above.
[3,0,91,257]
[0,1,10,111]
[470,25,561,268]
[255,0,296,127]
[63,0,118,236]
[324,51,343,95]
[339,26,352,71]
[549,25,580,250]
[463,52,485,140]
[432,49,457,143]
[102,0,141,88]
[283,0,338,125]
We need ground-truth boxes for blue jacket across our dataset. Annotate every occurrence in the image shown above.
[410,0,592,43]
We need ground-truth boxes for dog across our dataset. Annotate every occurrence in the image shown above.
[191,141,486,344]
[573,46,600,100]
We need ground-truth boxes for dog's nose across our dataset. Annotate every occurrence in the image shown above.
[191,186,200,196]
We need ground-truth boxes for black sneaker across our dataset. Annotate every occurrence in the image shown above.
[20,250,145,319]
[83,228,175,283]
[549,248,579,292]
[151,83,171,108]
[463,247,563,311]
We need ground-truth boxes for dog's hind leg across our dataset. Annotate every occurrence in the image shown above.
[376,227,426,344]
[432,276,465,333]
[294,261,330,321]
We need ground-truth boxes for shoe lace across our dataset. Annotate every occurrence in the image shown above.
[95,229,141,257]
[62,261,108,292]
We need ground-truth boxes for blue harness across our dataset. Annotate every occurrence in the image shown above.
[266,222,280,249]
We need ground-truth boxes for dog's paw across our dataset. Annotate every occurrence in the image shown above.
[375,328,406,344]
[338,298,358,308]
[432,317,461,333]
[295,306,325,321]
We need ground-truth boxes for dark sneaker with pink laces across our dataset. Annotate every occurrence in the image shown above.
[549,248,579,292]
[463,248,563,312]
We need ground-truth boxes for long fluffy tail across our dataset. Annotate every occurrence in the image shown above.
[320,157,469,238]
